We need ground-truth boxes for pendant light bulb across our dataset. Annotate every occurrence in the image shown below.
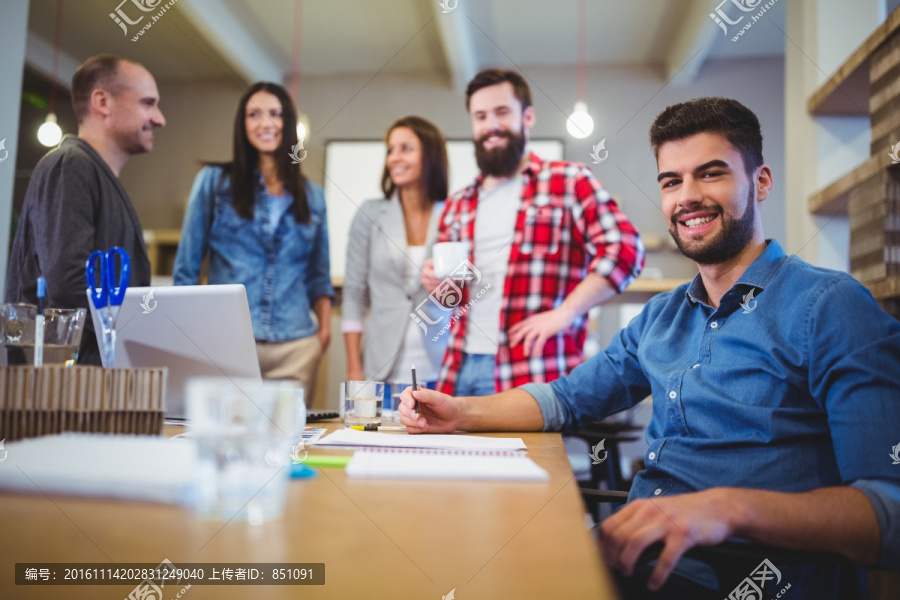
[566,101,594,139]
[38,113,62,147]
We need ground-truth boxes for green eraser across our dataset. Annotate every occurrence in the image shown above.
[298,454,353,468]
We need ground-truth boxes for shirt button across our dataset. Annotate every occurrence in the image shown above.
[668,390,676,399]
[692,363,700,369]
[648,452,656,460]
[710,321,718,329]
[654,488,662,496]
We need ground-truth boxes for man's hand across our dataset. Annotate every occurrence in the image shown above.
[508,306,576,356]
[598,489,736,591]
[420,258,444,293]
[397,386,462,434]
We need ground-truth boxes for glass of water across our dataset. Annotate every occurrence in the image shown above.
[386,382,412,422]
[187,378,306,524]
[343,381,384,427]
[1,303,86,366]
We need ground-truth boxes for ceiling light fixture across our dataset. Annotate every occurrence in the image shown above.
[566,0,594,139]
[39,0,64,147]
[290,0,310,145]
[38,113,62,147]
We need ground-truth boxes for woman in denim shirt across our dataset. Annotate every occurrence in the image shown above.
[173,82,333,405]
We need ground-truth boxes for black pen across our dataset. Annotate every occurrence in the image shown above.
[412,364,419,416]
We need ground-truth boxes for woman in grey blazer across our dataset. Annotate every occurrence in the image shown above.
[342,116,450,383]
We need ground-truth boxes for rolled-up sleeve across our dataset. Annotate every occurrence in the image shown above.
[572,166,644,293]
[304,183,334,305]
[521,382,566,431]
[853,479,900,569]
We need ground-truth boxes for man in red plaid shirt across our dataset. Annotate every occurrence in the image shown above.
[420,69,644,395]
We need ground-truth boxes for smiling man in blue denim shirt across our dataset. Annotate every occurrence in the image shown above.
[399,98,900,598]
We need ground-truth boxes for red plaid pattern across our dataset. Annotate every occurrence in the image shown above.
[435,152,644,394]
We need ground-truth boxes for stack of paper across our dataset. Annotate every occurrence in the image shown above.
[0,433,195,504]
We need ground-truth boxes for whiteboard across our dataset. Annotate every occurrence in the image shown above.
[324,139,564,279]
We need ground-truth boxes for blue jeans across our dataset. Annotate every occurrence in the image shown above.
[455,353,496,397]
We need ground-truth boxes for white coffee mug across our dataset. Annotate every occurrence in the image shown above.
[432,241,470,278]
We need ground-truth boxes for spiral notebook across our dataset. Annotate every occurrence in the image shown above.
[345,447,549,482]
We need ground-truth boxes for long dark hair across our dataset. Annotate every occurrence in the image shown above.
[210,82,310,223]
[381,116,448,202]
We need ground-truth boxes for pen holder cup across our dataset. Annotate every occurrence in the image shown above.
[1,304,86,366]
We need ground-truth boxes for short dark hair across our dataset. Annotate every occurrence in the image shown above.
[649,97,764,176]
[71,54,129,123]
[381,116,448,202]
[465,69,532,112]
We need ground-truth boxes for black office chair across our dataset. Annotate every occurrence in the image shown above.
[570,418,642,521]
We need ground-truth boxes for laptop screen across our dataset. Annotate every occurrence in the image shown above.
[88,284,261,419]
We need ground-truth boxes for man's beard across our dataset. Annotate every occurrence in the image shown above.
[474,129,527,177]
[668,187,757,265]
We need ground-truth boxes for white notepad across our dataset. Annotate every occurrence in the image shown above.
[345,448,549,482]
[0,433,196,505]
[315,428,528,451]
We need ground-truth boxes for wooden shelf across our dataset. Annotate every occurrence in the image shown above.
[868,276,900,300]
[807,153,893,216]
[626,278,690,293]
[807,7,900,115]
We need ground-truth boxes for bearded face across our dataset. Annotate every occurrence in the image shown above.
[473,128,527,177]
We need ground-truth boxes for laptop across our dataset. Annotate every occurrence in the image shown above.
[88,284,262,419]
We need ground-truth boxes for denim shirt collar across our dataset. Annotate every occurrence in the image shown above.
[685,239,788,307]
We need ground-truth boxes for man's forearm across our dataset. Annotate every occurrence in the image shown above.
[560,273,616,320]
[458,388,545,432]
[727,486,880,565]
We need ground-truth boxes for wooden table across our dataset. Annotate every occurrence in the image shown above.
[0,425,619,599]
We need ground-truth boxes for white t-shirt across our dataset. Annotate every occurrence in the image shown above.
[463,176,521,355]
[392,245,439,381]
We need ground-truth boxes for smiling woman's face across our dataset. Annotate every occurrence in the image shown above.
[385,126,423,189]
[244,91,283,155]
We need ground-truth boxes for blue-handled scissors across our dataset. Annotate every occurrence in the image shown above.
[85,247,131,367]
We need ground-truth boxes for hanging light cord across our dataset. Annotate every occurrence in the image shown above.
[49,0,63,116]
[577,0,586,102]
[290,0,303,105]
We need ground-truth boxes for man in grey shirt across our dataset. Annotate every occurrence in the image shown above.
[5,54,165,365]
